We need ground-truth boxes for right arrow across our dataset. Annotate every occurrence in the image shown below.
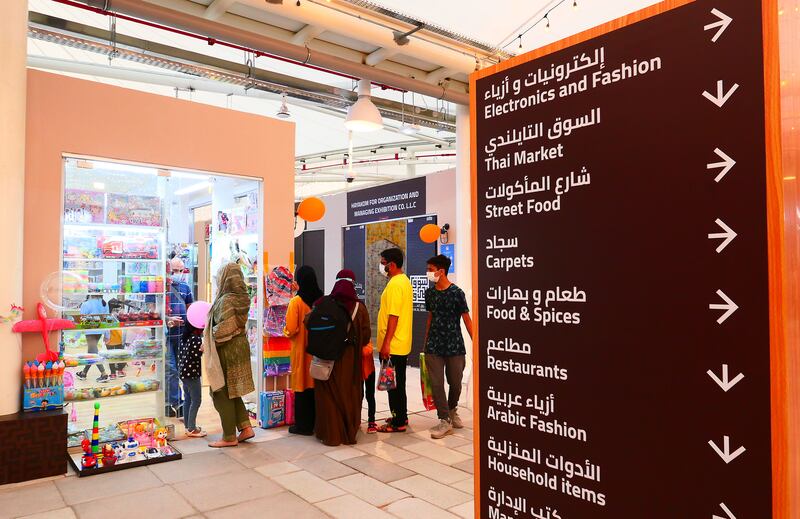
[707,148,736,182]
[707,364,744,392]
[708,218,737,253]
[704,8,733,43]
[708,435,746,464]
[713,502,736,519]
[702,80,740,108]
[709,289,738,324]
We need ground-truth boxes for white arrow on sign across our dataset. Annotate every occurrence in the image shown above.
[707,364,744,392]
[709,435,746,464]
[709,218,737,253]
[703,80,740,107]
[707,148,736,182]
[710,289,738,324]
[704,8,733,43]
[713,502,736,519]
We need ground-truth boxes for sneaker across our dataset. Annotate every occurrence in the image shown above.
[165,406,177,418]
[75,372,87,381]
[367,422,378,434]
[117,370,126,378]
[109,374,117,380]
[96,375,109,383]
[449,409,464,429]
[430,418,453,439]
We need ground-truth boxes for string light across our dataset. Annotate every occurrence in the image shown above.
[502,0,578,53]
[545,13,550,30]
[518,35,523,50]
[573,0,578,10]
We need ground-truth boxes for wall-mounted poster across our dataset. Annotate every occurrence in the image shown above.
[64,189,105,224]
[106,194,162,227]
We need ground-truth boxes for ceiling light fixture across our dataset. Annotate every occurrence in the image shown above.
[400,123,421,135]
[276,94,291,118]
[545,14,551,30]
[345,79,383,132]
[518,35,523,50]
[573,0,578,9]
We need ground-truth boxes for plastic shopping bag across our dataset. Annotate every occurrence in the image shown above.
[376,359,397,391]
[419,353,436,411]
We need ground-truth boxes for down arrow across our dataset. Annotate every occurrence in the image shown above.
[713,502,736,519]
[707,364,744,392]
[708,435,746,464]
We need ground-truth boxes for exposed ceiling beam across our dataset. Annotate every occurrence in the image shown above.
[425,67,456,85]
[203,0,237,20]
[290,24,326,46]
[364,47,401,67]
[74,0,470,104]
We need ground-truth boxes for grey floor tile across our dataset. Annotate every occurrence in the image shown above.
[55,465,161,505]
[0,481,65,519]
[148,451,243,484]
[172,469,282,512]
[72,485,194,519]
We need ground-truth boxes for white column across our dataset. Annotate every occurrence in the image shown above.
[454,103,474,409]
[0,0,27,416]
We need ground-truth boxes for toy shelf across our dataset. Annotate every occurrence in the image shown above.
[64,292,164,297]
[62,324,164,334]
[64,354,165,366]
[64,258,164,263]
[65,388,162,404]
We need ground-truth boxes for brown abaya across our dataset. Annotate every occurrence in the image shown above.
[314,302,370,446]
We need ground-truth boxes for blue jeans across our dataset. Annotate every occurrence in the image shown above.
[182,377,202,431]
[166,335,182,408]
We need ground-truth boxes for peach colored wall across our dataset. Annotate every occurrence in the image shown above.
[23,70,295,358]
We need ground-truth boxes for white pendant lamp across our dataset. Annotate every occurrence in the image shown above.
[345,79,383,132]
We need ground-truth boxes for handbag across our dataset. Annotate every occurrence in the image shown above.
[419,353,436,411]
[310,356,335,381]
[361,342,375,380]
[377,359,397,391]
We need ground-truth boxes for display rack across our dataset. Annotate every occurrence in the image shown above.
[61,183,167,434]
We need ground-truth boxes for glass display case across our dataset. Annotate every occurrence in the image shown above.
[60,160,167,433]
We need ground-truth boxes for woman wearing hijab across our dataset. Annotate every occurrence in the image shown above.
[284,265,323,435]
[204,263,256,448]
[314,269,371,446]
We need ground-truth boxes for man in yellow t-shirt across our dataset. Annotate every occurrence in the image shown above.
[377,247,413,433]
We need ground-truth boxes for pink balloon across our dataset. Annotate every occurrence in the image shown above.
[186,301,211,329]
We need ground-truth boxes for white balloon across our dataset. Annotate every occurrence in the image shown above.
[293,216,306,238]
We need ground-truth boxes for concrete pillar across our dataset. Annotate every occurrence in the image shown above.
[454,103,474,409]
[0,0,27,416]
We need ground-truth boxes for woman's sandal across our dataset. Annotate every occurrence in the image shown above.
[186,428,207,438]
[237,428,256,442]
[208,440,238,448]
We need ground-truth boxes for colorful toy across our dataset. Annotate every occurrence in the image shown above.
[80,438,97,469]
[154,427,169,448]
[12,303,75,362]
[91,402,101,455]
[22,359,65,411]
[101,444,117,467]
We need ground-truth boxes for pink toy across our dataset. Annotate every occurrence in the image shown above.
[186,301,211,329]
[12,303,75,363]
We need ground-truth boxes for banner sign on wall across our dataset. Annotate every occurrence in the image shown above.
[346,177,426,225]
[473,1,774,517]
[406,216,438,361]
[342,225,366,299]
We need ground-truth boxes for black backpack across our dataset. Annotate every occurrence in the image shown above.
[305,296,355,361]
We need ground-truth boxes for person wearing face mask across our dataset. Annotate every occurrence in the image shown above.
[375,248,414,433]
[165,256,194,418]
[424,254,473,439]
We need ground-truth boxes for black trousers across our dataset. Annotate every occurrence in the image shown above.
[387,354,408,427]
[294,388,315,433]
[363,371,376,423]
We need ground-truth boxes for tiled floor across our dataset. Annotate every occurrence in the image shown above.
[0,368,475,519]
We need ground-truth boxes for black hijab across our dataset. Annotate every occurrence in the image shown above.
[295,265,323,308]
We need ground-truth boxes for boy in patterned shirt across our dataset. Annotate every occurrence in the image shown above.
[424,254,473,439]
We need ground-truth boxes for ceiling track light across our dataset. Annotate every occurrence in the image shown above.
[545,14,550,30]
[276,93,291,119]
[518,35,523,50]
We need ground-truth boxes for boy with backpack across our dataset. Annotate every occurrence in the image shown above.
[424,254,473,439]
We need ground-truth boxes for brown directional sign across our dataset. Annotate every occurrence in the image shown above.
[470,0,781,517]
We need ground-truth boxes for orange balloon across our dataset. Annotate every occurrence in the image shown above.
[419,223,441,243]
[297,197,326,222]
